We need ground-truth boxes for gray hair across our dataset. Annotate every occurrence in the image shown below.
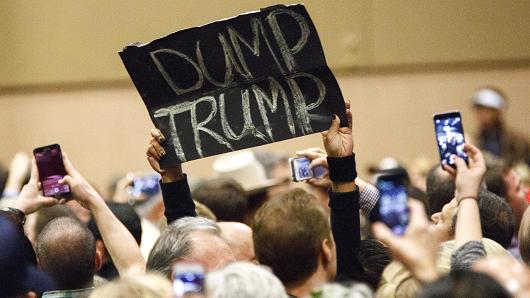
[314,282,373,298]
[206,262,288,298]
[146,216,220,276]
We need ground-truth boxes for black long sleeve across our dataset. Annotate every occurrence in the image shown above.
[329,188,364,281]
[160,175,197,224]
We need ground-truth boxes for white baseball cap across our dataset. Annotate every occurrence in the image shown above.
[472,88,506,110]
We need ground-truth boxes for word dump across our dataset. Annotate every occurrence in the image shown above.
[120,4,346,165]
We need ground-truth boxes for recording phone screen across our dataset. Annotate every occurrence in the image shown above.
[34,144,70,198]
[434,112,468,167]
[377,174,409,236]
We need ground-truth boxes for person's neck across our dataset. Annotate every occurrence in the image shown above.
[286,269,329,298]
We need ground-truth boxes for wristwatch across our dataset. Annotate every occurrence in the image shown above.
[2,207,26,225]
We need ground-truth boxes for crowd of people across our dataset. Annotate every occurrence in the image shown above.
[0,88,529,298]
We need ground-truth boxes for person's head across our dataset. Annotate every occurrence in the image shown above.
[426,165,455,216]
[431,190,515,247]
[252,188,336,288]
[313,282,373,298]
[36,216,100,290]
[430,198,458,242]
[146,216,235,277]
[0,214,55,297]
[477,190,515,248]
[471,87,506,128]
[358,239,392,289]
[194,200,217,221]
[520,207,530,266]
[419,270,510,298]
[206,262,288,298]
[192,178,248,222]
[218,222,255,263]
[485,157,528,230]
[89,273,172,298]
[88,202,142,280]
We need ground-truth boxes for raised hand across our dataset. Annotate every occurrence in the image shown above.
[373,200,440,283]
[321,100,353,158]
[13,159,59,215]
[442,143,486,200]
[147,128,183,183]
[295,147,330,189]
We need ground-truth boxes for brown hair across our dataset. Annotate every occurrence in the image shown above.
[252,188,331,286]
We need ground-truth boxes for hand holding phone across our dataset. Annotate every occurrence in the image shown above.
[33,144,71,198]
[433,111,468,168]
[289,157,327,182]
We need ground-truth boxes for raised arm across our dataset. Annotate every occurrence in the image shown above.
[442,143,486,270]
[58,154,146,276]
[146,129,196,224]
[443,143,486,249]
[321,101,363,281]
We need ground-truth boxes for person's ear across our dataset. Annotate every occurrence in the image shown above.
[95,248,103,271]
[95,239,108,263]
[321,237,333,266]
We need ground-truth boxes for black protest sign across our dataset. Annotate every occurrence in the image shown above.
[120,4,346,166]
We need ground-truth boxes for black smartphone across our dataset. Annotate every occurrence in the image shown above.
[433,111,468,168]
[33,144,71,198]
[289,157,327,182]
[375,172,409,236]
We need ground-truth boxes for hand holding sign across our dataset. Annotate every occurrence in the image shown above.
[121,4,346,166]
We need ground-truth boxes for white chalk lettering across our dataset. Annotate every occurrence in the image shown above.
[251,77,295,141]
[285,72,326,135]
[228,17,286,77]
[153,101,194,162]
[150,49,204,95]
[191,96,234,157]
[219,91,269,142]
[266,9,310,73]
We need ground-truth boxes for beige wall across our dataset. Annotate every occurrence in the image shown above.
[1,66,529,193]
[2,0,530,87]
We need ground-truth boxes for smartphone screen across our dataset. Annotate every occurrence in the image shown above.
[376,173,409,236]
[172,263,205,297]
[433,111,468,167]
[33,144,71,198]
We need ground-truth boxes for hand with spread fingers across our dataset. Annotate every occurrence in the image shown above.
[147,128,184,183]
[373,199,440,283]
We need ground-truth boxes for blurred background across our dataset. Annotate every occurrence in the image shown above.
[1,0,529,194]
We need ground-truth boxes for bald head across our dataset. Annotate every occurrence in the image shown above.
[219,222,255,262]
[36,217,96,290]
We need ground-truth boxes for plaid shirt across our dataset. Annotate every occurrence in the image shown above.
[359,183,379,216]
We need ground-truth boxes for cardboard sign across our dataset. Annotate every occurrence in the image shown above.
[120,4,346,166]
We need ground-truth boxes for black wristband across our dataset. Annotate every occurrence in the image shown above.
[327,154,357,182]
[2,207,26,225]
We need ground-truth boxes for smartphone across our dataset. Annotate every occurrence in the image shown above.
[375,172,409,236]
[433,111,468,168]
[33,144,71,198]
[289,157,327,182]
[130,174,160,198]
[172,263,205,298]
